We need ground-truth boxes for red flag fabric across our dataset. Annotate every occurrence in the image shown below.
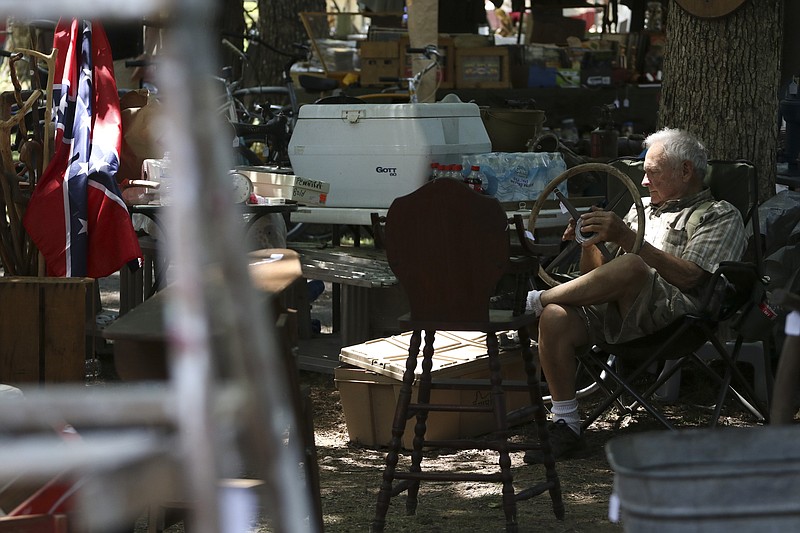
[23,19,142,278]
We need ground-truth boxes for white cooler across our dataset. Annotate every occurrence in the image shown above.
[288,102,491,208]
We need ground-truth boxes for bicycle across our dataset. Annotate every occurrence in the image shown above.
[378,44,442,104]
[292,45,444,106]
[218,31,309,168]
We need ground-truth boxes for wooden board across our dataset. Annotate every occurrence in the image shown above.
[0,514,68,533]
[0,281,39,384]
[0,278,95,386]
[42,280,94,383]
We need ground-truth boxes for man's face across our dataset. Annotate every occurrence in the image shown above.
[642,142,689,205]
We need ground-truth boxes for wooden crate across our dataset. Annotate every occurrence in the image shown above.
[0,277,95,386]
[359,58,400,87]
[455,46,512,89]
[360,41,399,60]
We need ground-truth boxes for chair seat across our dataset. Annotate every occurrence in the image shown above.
[596,316,710,361]
[397,309,539,333]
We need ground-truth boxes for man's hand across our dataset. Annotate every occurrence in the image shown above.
[562,217,577,242]
[576,206,636,252]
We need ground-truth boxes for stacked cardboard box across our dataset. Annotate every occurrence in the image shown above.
[335,330,536,449]
[359,41,400,87]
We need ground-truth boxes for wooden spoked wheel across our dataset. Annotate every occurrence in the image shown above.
[527,162,646,287]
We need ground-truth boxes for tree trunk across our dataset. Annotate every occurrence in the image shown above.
[659,0,783,203]
[251,0,326,88]
[219,0,246,80]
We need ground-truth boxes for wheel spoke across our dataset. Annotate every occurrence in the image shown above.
[544,240,580,275]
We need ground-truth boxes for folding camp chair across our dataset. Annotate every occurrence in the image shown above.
[575,158,771,430]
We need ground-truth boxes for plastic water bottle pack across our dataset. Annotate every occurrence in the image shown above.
[461,152,567,202]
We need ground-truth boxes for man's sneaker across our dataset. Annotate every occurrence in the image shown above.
[524,419,587,464]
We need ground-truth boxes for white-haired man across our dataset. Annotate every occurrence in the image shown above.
[525,128,746,463]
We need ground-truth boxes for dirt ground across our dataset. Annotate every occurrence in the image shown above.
[92,275,763,533]
[302,367,758,533]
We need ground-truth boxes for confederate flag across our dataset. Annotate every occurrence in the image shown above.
[23,19,141,278]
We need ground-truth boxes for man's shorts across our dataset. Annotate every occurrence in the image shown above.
[579,267,702,346]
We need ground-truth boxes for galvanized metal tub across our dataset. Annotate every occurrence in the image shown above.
[606,426,800,532]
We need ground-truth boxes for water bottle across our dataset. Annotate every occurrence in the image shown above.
[466,165,484,193]
[143,152,172,205]
[453,164,464,180]
[156,152,172,205]
[430,162,440,181]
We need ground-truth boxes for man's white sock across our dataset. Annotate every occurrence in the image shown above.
[526,289,544,317]
[551,398,581,436]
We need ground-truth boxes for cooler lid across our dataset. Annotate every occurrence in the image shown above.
[340,330,512,381]
[296,102,482,121]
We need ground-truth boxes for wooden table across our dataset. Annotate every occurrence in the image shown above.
[131,202,298,235]
[103,249,302,381]
[290,245,406,355]
[101,248,323,530]
[120,203,300,315]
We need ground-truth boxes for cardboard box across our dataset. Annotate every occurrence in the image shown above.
[360,41,399,60]
[455,46,511,89]
[359,41,400,87]
[335,331,536,449]
[359,57,400,87]
[236,167,330,205]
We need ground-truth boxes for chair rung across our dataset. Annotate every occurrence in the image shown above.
[506,441,545,452]
[408,402,493,413]
[507,405,542,425]
[429,378,537,391]
[394,471,504,483]
[422,439,511,450]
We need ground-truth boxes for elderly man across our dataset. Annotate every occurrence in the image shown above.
[524,128,746,463]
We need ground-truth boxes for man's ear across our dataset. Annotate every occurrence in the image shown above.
[681,160,694,182]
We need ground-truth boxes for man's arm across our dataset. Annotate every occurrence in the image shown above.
[577,207,708,292]
[632,241,708,291]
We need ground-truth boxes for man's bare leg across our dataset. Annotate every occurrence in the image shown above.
[540,254,651,317]
[525,254,651,461]
[538,304,588,401]
[524,303,590,463]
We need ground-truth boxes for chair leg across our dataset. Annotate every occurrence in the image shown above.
[580,352,676,431]
[519,326,564,520]
[487,332,517,531]
[406,330,436,516]
[695,333,768,424]
[372,329,423,532]
[374,327,565,531]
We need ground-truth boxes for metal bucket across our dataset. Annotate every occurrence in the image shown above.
[480,108,546,152]
[606,426,800,532]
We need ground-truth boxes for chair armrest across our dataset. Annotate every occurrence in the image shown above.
[699,261,762,321]
[508,214,561,257]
